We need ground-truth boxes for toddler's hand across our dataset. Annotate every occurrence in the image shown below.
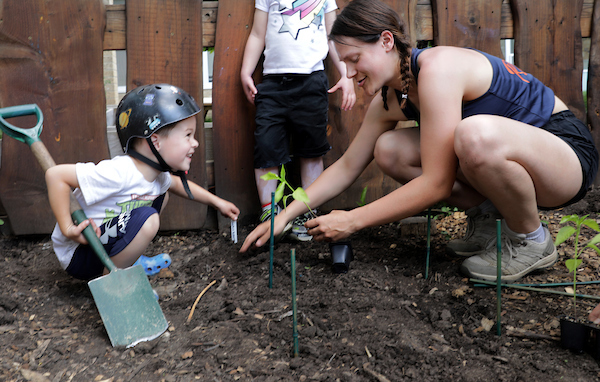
[328,76,356,111]
[241,75,258,104]
[65,218,101,245]
[217,200,240,221]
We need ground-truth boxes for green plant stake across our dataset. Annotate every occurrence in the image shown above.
[470,279,600,300]
[425,208,431,280]
[496,219,502,336]
[554,214,600,319]
[260,165,317,218]
[269,192,275,289]
[291,248,299,357]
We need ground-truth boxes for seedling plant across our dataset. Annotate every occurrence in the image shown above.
[260,165,317,219]
[554,214,600,319]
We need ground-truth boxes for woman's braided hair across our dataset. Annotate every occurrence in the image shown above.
[329,0,412,110]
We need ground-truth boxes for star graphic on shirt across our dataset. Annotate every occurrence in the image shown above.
[278,7,309,39]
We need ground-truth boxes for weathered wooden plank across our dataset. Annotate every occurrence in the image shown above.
[104,4,125,51]
[0,0,108,235]
[102,0,595,51]
[431,0,503,57]
[510,0,585,122]
[588,0,600,186]
[202,1,219,48]
[125,0,207,230]
[211,0,257,230]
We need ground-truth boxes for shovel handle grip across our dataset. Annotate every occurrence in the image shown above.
[0,104,44,146]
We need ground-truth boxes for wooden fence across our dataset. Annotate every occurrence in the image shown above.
[0,0,598,235]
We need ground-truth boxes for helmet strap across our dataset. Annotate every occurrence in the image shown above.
[127,140,195,200]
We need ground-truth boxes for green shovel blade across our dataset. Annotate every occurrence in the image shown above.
[88,264,168,348]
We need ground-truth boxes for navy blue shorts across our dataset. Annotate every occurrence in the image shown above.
[253,70,331,169]
[65,204,161,280]
[539,110,599,209]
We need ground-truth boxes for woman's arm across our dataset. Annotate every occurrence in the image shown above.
[306,48,467,241]
[240,93,401,251]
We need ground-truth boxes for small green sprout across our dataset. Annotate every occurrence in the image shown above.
[357,186,368,207]
[554,214,600,318]
[260,165,317,219]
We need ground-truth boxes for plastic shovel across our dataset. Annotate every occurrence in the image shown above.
[0,104,168,348]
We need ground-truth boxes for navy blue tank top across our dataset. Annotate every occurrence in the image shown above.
[398,47,555,127]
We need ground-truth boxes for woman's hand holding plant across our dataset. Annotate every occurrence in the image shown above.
[305,209,359,242]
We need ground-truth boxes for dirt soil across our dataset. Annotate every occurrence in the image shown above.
[3,190,600,382]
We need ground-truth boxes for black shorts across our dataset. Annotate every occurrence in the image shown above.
[253,70,331,169]
[540,110,599,209]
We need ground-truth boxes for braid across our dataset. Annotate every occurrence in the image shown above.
[379,31,412,110]
[382,86,389,111]
[396,41,412,109]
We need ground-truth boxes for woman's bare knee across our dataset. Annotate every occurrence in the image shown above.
[374,129,420,181]
[455,116,501,170]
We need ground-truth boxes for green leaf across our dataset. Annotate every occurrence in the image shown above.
[554,226,576,246]
[565,258,582,273]
[587,243,600,255]
[360,186,368,204]
[274,182,285,204]
[292,187,311,204]
[587,233,600,247]
[582,219,600,232]
[282,194,293,209]
[260,172,280,181]
[559,215,579,224]
[280,165,286,181]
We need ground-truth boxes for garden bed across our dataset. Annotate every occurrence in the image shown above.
[2,190,600,381]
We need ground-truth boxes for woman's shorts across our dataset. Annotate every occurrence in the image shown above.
[540,110,599,209]
[65,205,160,280]
[253,70,331,169]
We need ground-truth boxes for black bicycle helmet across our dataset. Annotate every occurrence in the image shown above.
[116,84,201,153]
[116,84,201,199]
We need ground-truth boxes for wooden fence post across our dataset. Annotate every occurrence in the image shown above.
[125,0,206,230]
[0,0,108,234]
[510,0,585,122]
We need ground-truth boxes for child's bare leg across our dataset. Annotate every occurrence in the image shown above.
[255,167,279,206]
[300,157,324,189]
[104,213,160,273]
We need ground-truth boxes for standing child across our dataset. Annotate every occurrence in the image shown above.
[47,84,239,281]
[240,0,356,241]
